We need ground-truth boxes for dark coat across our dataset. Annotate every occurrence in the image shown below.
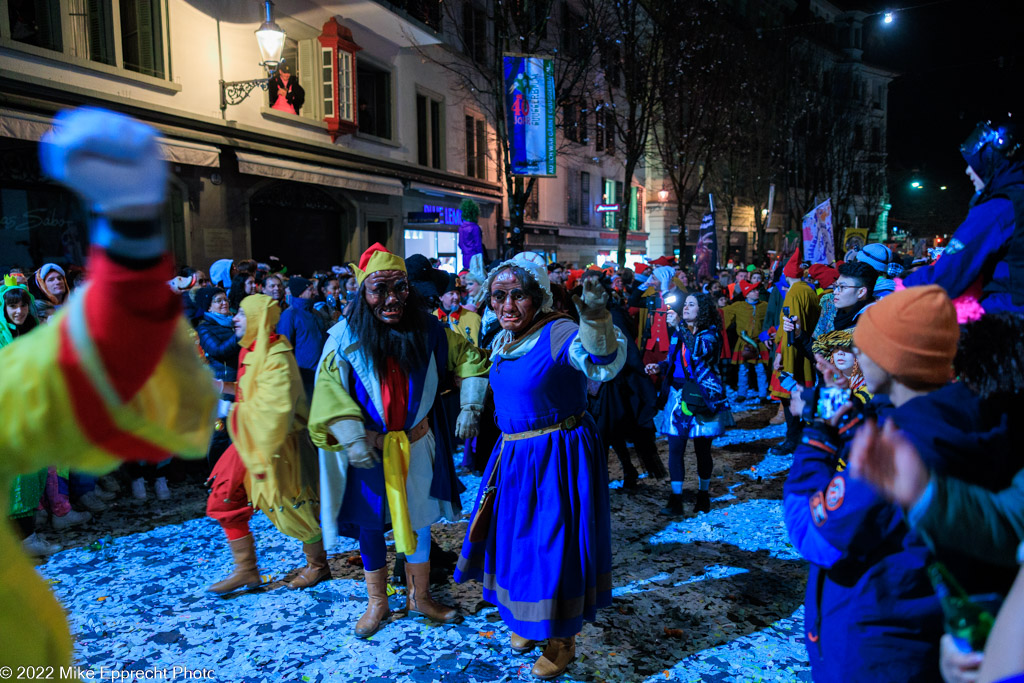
[196,315,239,384]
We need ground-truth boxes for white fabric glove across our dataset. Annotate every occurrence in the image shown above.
[40,107,168,219]
[572,278,616,356]
[455,376,488,439]
[328,419,379,469]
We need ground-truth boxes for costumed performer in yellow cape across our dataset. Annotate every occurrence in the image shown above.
[205,293,326,593]
[0,107,216,671]
[309,243,490,638]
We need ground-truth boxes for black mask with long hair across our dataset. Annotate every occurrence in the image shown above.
[347,281,433,375]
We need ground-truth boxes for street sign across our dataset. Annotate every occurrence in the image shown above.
[594,203,620,213]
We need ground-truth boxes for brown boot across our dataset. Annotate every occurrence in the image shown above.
[354,567,391,638]
[769,404,785,425]
[286,540,331,590]
[405,560,460,624]
[510,631,538,655]
[207,535,260,595]
[531,636,576,680]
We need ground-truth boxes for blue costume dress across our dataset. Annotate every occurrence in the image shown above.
[455,316,626,640]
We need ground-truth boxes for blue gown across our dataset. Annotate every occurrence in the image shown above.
[455,318,620,640]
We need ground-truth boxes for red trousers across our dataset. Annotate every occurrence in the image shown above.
[206,445,253,541]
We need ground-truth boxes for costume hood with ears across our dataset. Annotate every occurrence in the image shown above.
[350,242,406,286]
[782,250,805,279]
[209,259,233,289]
[33,263,68,305]
[0,276,40,347]
[461,253,488,308]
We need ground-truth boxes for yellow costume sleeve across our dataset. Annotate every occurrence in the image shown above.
[459,310,482,347]
[228,343,303,479]
[445,327,490,379]
[309,349,365,450]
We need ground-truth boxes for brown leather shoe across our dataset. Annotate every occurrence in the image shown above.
[354,567,391,638]
[405,560,461,624]
[510,631,538,655]
[769,404,785,425]
[207,535,261,595]
[286,540,332,590]
[531,636,576,680]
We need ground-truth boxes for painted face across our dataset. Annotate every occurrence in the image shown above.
[209,292,229,315]
[6,301,29,326]
[45,271,66,296]
[244,277,257,295]
[750,272,763,286]
[832,276,865,309]
[232,309,247,339]
[490,269,538,335]
[363,270,409,325]
[854,346,890,395]
[465,279,481,298]
[966,165,985,192]
[440,289,461,313]
[832,348,855,372]
[263,278,283,301]
[682,295,699,323]
[323,279,342,299]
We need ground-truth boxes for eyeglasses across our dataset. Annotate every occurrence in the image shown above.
[212,296,228,305]
[832,284,858,293]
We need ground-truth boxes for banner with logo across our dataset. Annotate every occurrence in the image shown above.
[503,55,556,176]
[802,198,835,265]
[842,228,869,254]
[694,210,718,280]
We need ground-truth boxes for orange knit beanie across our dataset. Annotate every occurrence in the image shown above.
[852,285,959,389]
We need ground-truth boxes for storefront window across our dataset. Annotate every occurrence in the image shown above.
[404,229,457,272]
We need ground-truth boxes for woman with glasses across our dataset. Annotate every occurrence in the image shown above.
[195,287,240,469]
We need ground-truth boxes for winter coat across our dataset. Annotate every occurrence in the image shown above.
[784,382,1020,683]
[904,161,1024,313]
[589,304,658,435]
[276,296,327,372]
[197,314,239,384]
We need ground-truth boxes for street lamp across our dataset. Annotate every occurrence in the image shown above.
[220,1,287,111]
[657,189,670,202]
[883,11,894,24]
[911,181,922,189]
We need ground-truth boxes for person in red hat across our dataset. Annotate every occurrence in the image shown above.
[722,280,769,402]
[768,250,820,455]
[807,264,839,293]
[308,243,491,638]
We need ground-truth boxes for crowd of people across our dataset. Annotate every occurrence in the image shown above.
[4,108,1024,683]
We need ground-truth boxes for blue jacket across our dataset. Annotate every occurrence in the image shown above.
[904,163,1024,313]
[783,382,1017,683]
[276,296,327,371]
[196,315,239,383]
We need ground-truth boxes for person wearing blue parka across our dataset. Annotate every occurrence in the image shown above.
[276,276,327,399]
[784,286,1018,683]
[904,121,1024,313]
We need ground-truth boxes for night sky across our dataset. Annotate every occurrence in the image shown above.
[860,0,1024,193]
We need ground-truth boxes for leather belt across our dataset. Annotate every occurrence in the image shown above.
[503,413,585,442]
[365,416,430,451]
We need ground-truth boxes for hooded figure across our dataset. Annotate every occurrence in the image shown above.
[904,121,1024,313]
[205,294,327,595]
[209,258,233,290]
[29,263,69,319]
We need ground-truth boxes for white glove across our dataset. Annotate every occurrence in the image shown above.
[328,419,379,469]
[572,278,616,356]
[39,107,167,220]
[455,376,488,439]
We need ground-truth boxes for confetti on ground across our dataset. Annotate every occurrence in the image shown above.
[37,403,809,682]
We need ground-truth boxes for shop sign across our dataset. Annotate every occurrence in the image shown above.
[423,204,462,225]
[594,204,620,213]
[407,211,442,224]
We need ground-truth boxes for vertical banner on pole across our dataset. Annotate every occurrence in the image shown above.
[695,204,718,280]
[802,198,835,265]
[504,55,557,176]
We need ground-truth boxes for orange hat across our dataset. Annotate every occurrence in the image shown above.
[738,280,758,298]
[853,285,959,389]
[782,250,804,279]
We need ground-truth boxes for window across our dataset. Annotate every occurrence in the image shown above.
[5,0,168,79]
[465,113,487,179]
[602,178,618,229]
[563,103,578,143]
[560,3,582,59]
[358,60,392,138]
[599,39,621,89]
[629,187,643,231]
[322,47,335,118]
[524,183,539,221]
[567,169,580,224]
[462,2,487,63]
[604,108,615,156]
[580,171,591,226]
[417,93,444,169]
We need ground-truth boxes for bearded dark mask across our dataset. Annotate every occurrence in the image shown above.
[348,282,432,375]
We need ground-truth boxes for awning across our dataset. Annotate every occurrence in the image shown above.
[0,108,221,167]
[236,151,404,196]
[407,181,501,204]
